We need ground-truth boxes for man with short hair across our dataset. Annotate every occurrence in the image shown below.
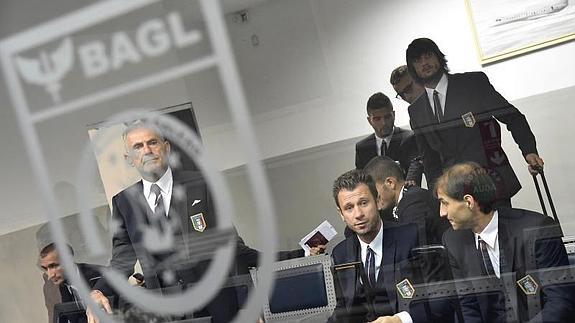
[329,169,454,323]
[355,92,422,186]
[390,65,425,105]
[87,121,259,323]
[363,156,449,245]
[39,243,101,323]
[406,38,544,206]
[438,162,574,322]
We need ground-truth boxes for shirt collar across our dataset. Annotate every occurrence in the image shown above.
[375,126,395,147]
[392,184,406,218]
[475,210,499,249]
[425,73,448,96]
[357,221,383,257]
[142,167,173,198]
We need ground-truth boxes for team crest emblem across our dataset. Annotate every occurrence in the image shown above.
[461,112,476,128]
[517,275,538,295]
[190,213,206,232]
[396,278,415,299]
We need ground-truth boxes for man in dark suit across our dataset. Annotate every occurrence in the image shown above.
[355,92,423,186]
[329,169,454,323]
[406,38,544,206]
[364,156,450,246]
[39,243,102,323]
[390,65,425,105]
[87,122,259,323]
[438,162,574,322]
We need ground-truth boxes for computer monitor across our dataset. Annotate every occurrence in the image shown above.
[253,254,336,322]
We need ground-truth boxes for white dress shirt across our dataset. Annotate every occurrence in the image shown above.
[425,73,448,117]
[357,223,413,323]
[375,127,395,156]
[142,167,173,216]
[475,210,501,278]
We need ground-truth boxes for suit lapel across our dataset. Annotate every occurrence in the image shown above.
[498,215,516,274]
[342,237,362,309]
[387,128,402,158]
[380,228,397,311]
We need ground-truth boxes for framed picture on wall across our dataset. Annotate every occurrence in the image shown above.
[465,0,575,64]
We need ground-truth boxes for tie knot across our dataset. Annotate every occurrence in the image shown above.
[151,184,162,196]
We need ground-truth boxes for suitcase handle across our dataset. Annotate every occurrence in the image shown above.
[531,166,561,226]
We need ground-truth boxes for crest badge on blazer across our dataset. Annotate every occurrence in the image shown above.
[461,112,476,128]
[190,213,206,232]
[517,274,539,295]
[396,278,415,299]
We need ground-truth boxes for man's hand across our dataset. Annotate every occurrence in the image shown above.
[525,153,544,175]
[86,290,112,323]
[309,244,326,256]
[369,315,402,323]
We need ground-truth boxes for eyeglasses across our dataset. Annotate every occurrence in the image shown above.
[395,81,414,100]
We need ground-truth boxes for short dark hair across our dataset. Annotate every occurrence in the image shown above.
[366,92,393,115]
[333,169,378,209]
[364,156,405,183]
[40,243,74,259]
[390,65,409,86]
[406,38,449,84]
[435,162,496,214]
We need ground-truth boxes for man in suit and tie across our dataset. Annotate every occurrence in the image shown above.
[329,169,454,323]
[87,121,259,323]
[438,162,574,322]
[39,243,102,323]
[406,38,544,207]
[363,156,450,246]
[390,65,425,105]
[355,92,423,186]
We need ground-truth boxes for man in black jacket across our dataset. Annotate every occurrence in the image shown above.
[438,162,574,322]
[39,243,102,323]
[406,38,544,206]
[355,92,423,186]
[363,156,450,246]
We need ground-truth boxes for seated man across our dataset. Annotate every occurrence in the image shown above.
[39,243,102,323]
[438,162,575,322]
[329,169,454,323]
[364,156,450,246]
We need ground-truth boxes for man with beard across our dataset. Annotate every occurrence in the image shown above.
[405,38,543,207]
[355,92,422,186]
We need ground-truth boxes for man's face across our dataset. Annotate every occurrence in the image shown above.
[337,184,382,239]
[40,250,65,285]
[125,127,171,179]
[393,74,425,104]
[437,189,475,230]
[367,108,394,138]
[412,52,442,83]
[375,180,397,211]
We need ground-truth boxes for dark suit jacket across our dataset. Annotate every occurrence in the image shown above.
[48,263,102,323]
[94,170,257,322]
[442,208,575,322]
[355,127,423,185]
[387,186,450,246]
[331,223,454,323]
[408,72,538,199]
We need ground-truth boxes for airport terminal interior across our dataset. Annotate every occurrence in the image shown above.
[1,0,575,322]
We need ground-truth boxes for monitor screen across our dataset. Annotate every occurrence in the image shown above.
[269,263,328,313]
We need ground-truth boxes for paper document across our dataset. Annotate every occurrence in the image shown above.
[299,220,337,256]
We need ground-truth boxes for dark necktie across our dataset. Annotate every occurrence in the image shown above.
[151,184,166,217]
[433,90,443,122]
[380,140,387,157]
[366,246,376,287]
[478,237,496,276]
